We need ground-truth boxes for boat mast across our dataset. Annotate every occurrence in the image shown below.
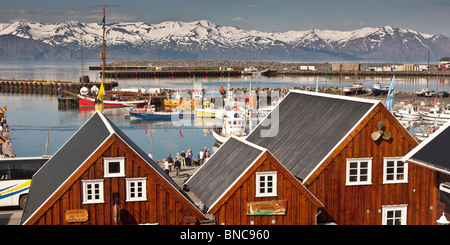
[101,6,106,83]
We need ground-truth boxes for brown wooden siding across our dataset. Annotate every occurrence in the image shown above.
[305,104,437,225]
[212,152,322,225]
[30,134,205,225]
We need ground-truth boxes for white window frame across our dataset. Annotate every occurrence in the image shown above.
[82,179,105,204]
[383,157,408,184]
[382,205,407,225]
[255,172,277,197]
[346,158,372,186]
[104,157,125,178]
[126,178,147,202]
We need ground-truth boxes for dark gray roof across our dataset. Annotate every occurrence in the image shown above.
[402,122,450,173]
[186,137,264,211]
[21,111,187,224]
[246,91,377,181]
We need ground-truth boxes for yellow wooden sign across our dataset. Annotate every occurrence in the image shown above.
[65,209,89,223]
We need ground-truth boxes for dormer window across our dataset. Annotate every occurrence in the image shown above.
[104,157,125,177]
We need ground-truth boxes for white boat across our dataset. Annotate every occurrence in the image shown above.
[393,104,421,121]
[419,107,450,122]
[212,111,248,144]
[414,125,440,142]
[343,82,363,95]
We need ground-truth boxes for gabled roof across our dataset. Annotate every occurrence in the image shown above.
[22,111,192,224]
[402,120,450,174]
[186,136,265,211]
[186,136,323,213]
[245,90,378,181]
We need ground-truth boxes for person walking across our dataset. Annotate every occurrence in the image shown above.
[164,161,170,176]
[181,150,186,166]
[174,157,181,178]
[186,148,192,167]
[198,149,204,166]
[166,154,173,172]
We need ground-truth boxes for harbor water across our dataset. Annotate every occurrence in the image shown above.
[1,60,450,160]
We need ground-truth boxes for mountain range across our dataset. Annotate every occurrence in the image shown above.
[0,20,449,62]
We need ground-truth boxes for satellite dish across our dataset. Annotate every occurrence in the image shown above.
[372,121,391,141]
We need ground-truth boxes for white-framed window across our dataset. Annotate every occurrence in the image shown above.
[256,172,277,197]
[346,158,372,186]
[383,157,408,184]
[82,179,104,204]
[126,178,147,202]
[382,205,407,225]
[104,157,125,178]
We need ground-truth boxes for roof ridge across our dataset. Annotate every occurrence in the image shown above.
[96,111,115,134]
[289,89,380,105]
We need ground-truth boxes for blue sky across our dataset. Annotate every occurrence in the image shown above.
[1,0,450,36]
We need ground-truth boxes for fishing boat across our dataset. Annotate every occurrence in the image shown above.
[212,111,248,144]
[414,125,440,142]
[393,104,421,121]
[129,104,180,120]
[343,82,363,95]
[371,81,389,95]
[78,94,147,108]
[418,107,450,122]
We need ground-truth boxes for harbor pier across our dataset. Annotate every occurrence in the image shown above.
[0,79,118,95]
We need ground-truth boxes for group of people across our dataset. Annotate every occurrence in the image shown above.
[158,146,212,178]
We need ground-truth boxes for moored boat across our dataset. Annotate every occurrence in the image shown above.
[78,94,147,108]
[343,82,363,95]
[129,105,181,120]
[393,104,421,121]
[371,81,389,95]
[212,111,248,144]
[418,107,450,122]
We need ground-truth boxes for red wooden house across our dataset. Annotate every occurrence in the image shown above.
[402,120,450,224]
[189,90,438,225]
[186,136,323,225]
[21,111,207,225]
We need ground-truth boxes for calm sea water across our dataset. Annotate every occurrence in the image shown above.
[1,60,449,159]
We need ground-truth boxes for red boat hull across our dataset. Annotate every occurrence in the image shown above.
[78,96,146,108]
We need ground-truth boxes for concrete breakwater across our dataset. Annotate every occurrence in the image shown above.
[93,60,450,77]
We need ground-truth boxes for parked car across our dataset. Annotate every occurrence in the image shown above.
[437,91,449,98]
[424,90,437,97]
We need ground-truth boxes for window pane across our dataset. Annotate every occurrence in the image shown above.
[350,162,357,168]
[387,211,393,218]
[361,162,368,168]
[108,161,121,173]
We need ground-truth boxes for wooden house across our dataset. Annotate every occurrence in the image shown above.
[244,90,438,225]
[402,120,450,224]
[21,111,207,225]
[186,136,323,225]
[188,90,439,225]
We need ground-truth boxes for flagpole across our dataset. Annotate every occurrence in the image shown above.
[96,6,106,112]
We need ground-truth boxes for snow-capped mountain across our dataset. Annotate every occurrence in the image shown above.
[0,20,449,61]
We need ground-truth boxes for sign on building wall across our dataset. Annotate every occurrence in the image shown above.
[246,200,287,215]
